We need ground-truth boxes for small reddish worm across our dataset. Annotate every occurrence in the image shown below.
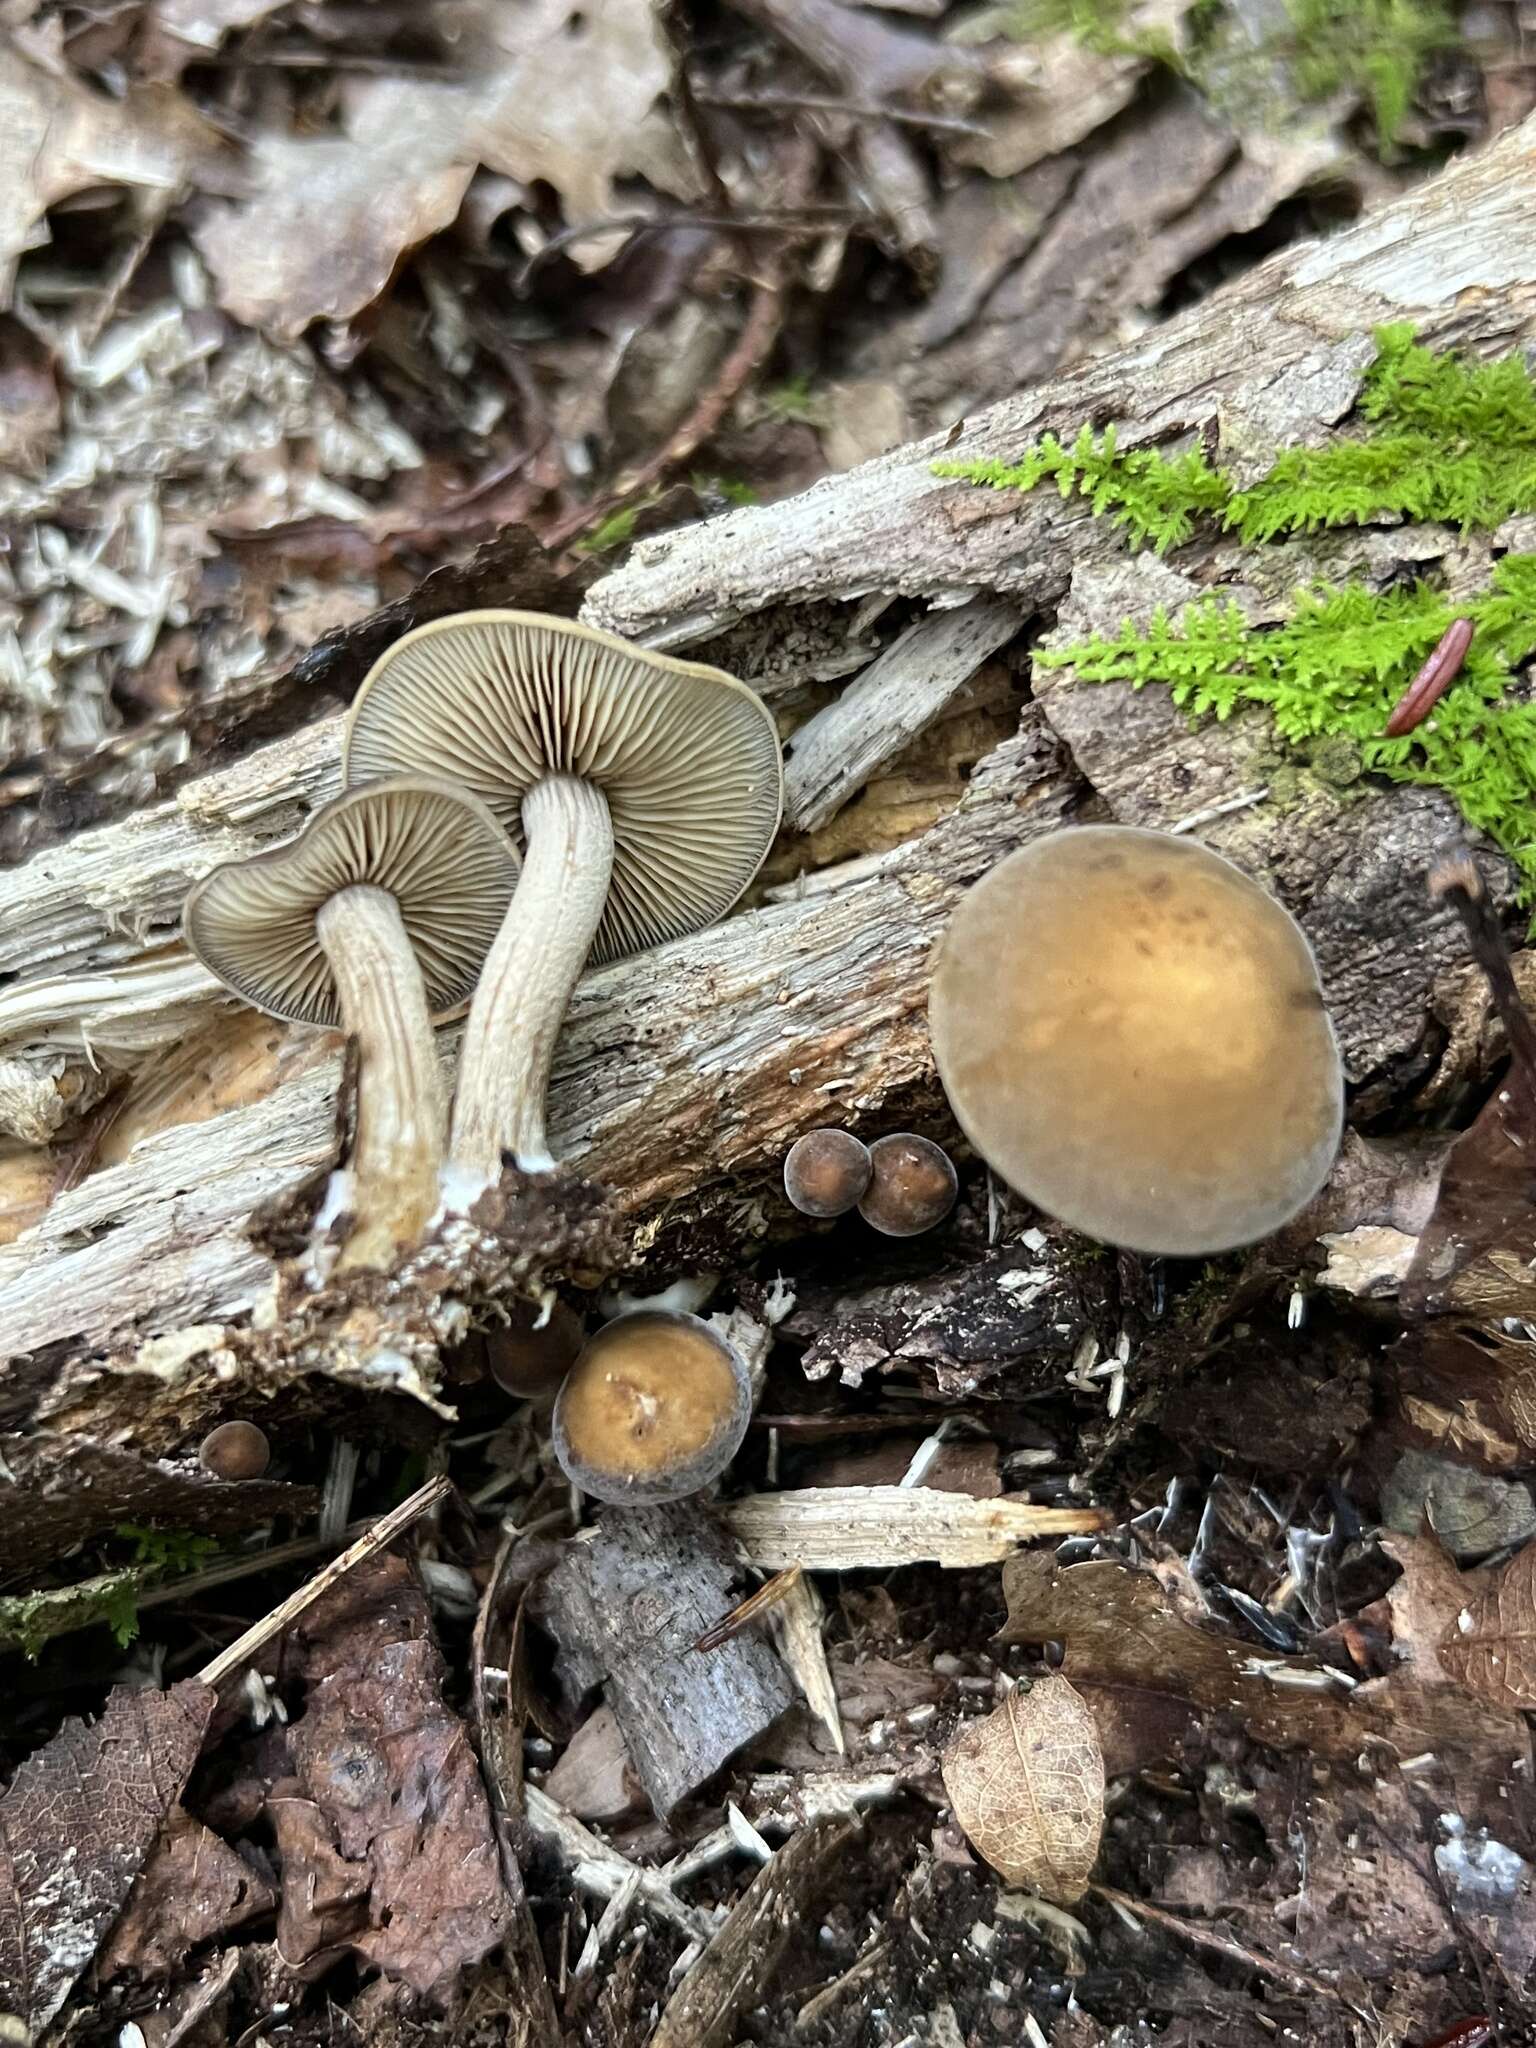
[1384,616,1475,737]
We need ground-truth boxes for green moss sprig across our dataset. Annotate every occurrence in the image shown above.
[935,326,1536,553]
[1037,554,1536,892]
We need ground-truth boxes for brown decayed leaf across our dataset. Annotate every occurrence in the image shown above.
[1000,1553,1530,1769]
[97,1806,275,1983]
[0,1679,214,2033]
[273,1553,509,2011]
[0,44,224,308]
[194,0,687,336]
[1438,1540,1536,1710]
[941,1674,1104,1904]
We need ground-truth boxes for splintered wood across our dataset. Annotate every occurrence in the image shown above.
[726,1487,1108,1569]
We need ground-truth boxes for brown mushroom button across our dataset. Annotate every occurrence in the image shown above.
[199,1421,271,1482]
[784,1128,872,1218]
[343,611,783,1181]
[183,775,519,1270]
[487,1297,585,1398]
[858,1132,959,1236]
[552,1309,751,1506]
[928,825,1343,1257]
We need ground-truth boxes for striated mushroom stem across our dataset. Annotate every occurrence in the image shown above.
[316,884,446,1270]
[451,774,615,1180]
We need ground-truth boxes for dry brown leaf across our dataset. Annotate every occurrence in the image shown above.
[0,43,223,307]
[0,1679,214,2034]
[1438,1540,1536,1709]
[941,1674,1104,1904]
[195,0,686,337]
[97,1806,275,1984]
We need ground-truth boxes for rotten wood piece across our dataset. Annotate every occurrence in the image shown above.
[726,1485,1107,1569]
[537,1500,797,1820]
[650,1815,859,2048]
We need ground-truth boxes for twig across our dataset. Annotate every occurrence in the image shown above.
[1428,849,1536,1101]
[513,207,858,292]
[195,1474,449,1686]
[695,88,986,137]
[1088,1883,1367,2012]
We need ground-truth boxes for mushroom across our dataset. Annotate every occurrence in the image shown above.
[184,776,519,1271]
[784,1127,871,1218]
[928,825,1343,1257]
[487,1296,585,1398]
[551,1308,751,1505]
[858,1132,958,1236]
[200,1420,270,1481]
[343,611,782,1183]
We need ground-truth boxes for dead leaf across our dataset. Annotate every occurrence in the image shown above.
[0,44,224,307]
[1382,1449,1536,1563]
[195,0,688,336]
[0,1679,214,2034]
[141,0,292,80]
[941,1675,1105,1904]
[274,1553,510,2010]
[1438,1540,1536,1710]
[1000,1553,1529,1769]
[97,1806,275,1984]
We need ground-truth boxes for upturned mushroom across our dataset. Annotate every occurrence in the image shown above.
[551,1308,751,1505]
[343,611,782,1183]
[928,825,1343,1257]
[184,776,519,1271]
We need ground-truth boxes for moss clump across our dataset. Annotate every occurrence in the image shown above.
[1286,0,1454,151]
[936,327,1536,554]
[1036,557,1536,894]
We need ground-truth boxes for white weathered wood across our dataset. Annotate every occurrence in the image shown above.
[726,1487,1107,1569]
[782,593,1021,831]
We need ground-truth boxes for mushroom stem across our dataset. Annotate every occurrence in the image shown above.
[451,773,614,1179]
[316,884,447,1270]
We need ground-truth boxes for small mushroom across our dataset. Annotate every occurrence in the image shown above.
[551,1308,751,1505]
[487,1296,585,1398]
[784,1127,871,1218]
[343,611,782,1183]
[858,1132,958,1236]
[200,1420,270,1481]
[184,776,519,1271]
[928,825,1343,1256]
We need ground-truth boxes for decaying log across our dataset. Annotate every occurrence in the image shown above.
[726,1486,1108,1569]
[2,120,1535,1401]
[537,1501,797,1819]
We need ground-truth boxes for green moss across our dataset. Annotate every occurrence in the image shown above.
[1036,557,1536,895]
[936,326,1536,553]
[937,329,1536,901]
[1286,0,1453,150]
[0,1570,144,1659]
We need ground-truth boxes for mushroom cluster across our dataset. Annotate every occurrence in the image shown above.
[784,1126,958,1236]
[928,825,1343,1256]
[184,611,784,1274]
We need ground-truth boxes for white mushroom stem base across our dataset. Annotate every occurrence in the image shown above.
[451,774,614,1181]
[316,884,447,1271]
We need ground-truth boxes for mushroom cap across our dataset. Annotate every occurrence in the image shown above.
[199,1420,271,1482]
[784,1127,872,1218]
[552,1308,751,1506]
[858,1132,958,1237]
[342,611,783,964]
[487,1297,585,1398]
[184,777,520,1028]
[928,825,1343,1257]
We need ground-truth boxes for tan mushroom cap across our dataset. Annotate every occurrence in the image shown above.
[929,826,1343,1257]
[343,611,783,963]
[183,776,520,1028]
[552,1309,751,1505]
